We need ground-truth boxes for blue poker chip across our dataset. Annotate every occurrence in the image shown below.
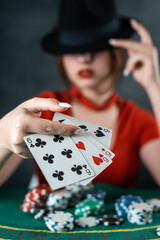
[85,190,106,201]
[115,195,143,217]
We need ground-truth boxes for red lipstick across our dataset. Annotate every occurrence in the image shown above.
[77,69,94,78]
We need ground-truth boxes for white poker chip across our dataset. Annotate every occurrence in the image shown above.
[75,216,99,227]
[45,220,74,232]
[128,202,153,212]
[127,202,153,225]
[146,198,160,212]
[45,211,74,226]
[53,188,72,199]
[156,227,160,237]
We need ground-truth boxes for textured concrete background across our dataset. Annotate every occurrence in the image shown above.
[1,0,160,188]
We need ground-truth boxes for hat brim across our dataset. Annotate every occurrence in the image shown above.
[41,17,135,55]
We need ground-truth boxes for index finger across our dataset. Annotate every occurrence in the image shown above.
[19,97,72,113]
[130,19,153,45]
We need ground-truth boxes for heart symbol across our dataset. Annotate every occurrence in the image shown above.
[76,141,86,150]
[95,130,105,137]
[92,156,103,165]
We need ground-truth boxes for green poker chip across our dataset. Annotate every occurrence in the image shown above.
[74,199,105,217]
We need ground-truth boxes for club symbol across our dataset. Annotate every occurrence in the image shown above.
[94,127,105,137]
[43,154,54,164]
[78,125,88,132]
[83,164,87,169]
[35,138,46,148]
[53,135,64,143]
[61,149,72,158]
[71,165,82,175]
[52,170,64,181]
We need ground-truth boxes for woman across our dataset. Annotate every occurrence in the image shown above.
[0,0,160,188]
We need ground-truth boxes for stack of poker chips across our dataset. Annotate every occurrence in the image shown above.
[44,211,74,232]
[146,198,160,212]
[20,184,52,212]
[30,204,55,220]
[127,202,154,225]
[66,183,89,207]
[46,188,72,210]
[75,199,105,217]
[115,194,143,217]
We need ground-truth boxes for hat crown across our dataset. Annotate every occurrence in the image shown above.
[58,0,117,31]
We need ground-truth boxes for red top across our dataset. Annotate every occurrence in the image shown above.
[34,86,159,188]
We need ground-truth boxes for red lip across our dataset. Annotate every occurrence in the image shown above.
[77,69,94,78]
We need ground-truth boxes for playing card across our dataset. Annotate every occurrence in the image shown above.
[53,113,113,185]
[53,112,112,148]
[53,113,115,159]
[24,134,95,190]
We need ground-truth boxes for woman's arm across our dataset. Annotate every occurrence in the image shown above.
[0,154,23,186]
[109,20,160,186]
[0,97,82,185]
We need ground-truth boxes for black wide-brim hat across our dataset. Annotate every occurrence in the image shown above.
[41,0,135,55]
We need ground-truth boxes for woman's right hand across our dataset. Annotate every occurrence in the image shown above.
[0,97,82,159]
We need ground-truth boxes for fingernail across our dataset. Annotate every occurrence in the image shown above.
[58,102,72,108]
[74,128,84,135]
[130,18,137,24]
[108,39,117,45]
[123,69,129,77]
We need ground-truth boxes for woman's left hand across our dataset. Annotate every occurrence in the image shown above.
[109,19,160,90]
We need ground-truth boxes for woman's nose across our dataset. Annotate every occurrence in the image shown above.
[77,53,93,63]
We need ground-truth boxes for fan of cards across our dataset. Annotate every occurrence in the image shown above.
[24,113,115,190]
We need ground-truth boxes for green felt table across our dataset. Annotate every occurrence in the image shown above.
[0,184,160,240]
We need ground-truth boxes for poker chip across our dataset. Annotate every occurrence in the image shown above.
[44,211,74,232]
[83,183,94,192]
[66,183,85,207]
[46,188,71,209]
[34,208,55,220]
[30,203,52,214]
[127,202,153,225]
[75,216,100,227]
[99,215,124,226]
[156,227,160,237]
[85,190,106,202]
[20,201,36,212]
[45,220,74,232]
[75,199,105,217]
[115,194,143,217]
[146,198,160,212]
[20,184,52,212]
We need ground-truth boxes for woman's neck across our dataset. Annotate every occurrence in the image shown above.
[77,80,115,107]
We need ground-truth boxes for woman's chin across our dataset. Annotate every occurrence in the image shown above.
[75,79,98,89]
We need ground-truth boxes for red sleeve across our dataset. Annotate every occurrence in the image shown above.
[134,107,159,148]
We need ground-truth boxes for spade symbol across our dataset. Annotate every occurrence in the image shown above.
[59,119,65,123]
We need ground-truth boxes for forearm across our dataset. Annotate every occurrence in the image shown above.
[0,148,13,170]
[146,81,160,134]
[0,154,23,186]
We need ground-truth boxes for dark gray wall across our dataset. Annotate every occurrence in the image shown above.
[1,0,160,188]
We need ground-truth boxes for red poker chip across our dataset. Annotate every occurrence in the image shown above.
[21,184,52,212]
[20,201,36,212]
